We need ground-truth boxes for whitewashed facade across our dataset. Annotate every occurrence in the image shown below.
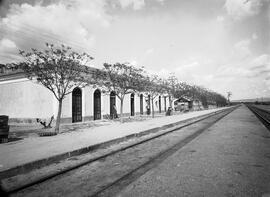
[0,70,170,124]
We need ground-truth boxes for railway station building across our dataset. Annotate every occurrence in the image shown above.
[0,65,170,124]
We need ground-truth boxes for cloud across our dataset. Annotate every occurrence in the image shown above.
[0,38,16,49]
[215,65,252,78]
[248,54,270,78]
[224,0,263,20]
[251,64,267,70]
[250,54,270,68]
[217,16,225,22]
[0,0,111,63]
[176,61,199,71]
[226,34,262,65]
[118,0,145,10]
[155,0,166,5]
[252,33,258,40]
[0,38,21,63]
[217,54,270,81]
[146,61,201,85]
[145,48,154,55]
[232,39,252,59]
[117,0,166,10]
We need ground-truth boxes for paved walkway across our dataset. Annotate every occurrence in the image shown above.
[118,105,270,197]
[0,108,227,173]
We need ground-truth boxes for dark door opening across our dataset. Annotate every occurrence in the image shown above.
[164,96,167,112]
[110,91,116,119]
[159,96,161,113]
[130,93,135,116]
[72,87,82,123]
[147,94,151,115]
[94,89,101,120]
[140,94,143,115]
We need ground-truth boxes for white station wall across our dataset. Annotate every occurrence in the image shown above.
[0,78,169,122]
[0,78,55,119]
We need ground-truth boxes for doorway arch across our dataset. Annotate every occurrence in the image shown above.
[72,87,82,123]
[140,94,143,115]
[130,93,135,116]
[94,89,101,120]
[110,91,116,119]
[159,96,161,113]
[164,96,167,112]
[147,94,151,115]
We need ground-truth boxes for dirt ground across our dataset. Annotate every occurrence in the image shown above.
[7,110,231,197]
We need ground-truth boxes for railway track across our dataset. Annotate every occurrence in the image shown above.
[246,104,270,130]
[3,107,238,197]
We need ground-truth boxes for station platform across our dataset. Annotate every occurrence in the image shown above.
[0,107,230,176]
[118,105,270,197]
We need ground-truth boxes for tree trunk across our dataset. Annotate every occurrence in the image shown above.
[55,99,63,133]
[120,98,124,123]
[151,97,154,118]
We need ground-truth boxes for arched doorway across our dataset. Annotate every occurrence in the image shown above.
[110,91,116,119]
[140,94,143,115]
[94,89,101,120]
[159,96,161,113]
[147,94,151,115]
[72,87,82,123]
[130,93,135,116]
[164,96,167,112]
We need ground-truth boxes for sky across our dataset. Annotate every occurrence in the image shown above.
[0,0,269,100]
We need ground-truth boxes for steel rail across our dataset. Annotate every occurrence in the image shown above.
[246,104,270,129]
[91,108,237,197]
[5,106,238,195]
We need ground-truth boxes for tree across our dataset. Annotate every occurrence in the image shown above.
[194,86,208,108]
[174,81,227,109]
[140,75,166,118]
[16,43,93,133]
[174,82,189,98]
[213,92,227,107]
[164,74,179,107]
[227,91,232,105]
[90,62,144,122]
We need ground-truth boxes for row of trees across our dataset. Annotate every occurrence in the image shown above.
[5,43,227,133]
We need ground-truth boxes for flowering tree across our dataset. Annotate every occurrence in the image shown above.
[140,75,166,118]
[16,43,93,133]
[90,62,144,122]
[164,74,179,107]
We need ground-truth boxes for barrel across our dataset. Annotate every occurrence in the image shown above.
[0,115,9,143]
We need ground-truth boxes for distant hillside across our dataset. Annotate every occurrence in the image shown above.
[231,97,270,103]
